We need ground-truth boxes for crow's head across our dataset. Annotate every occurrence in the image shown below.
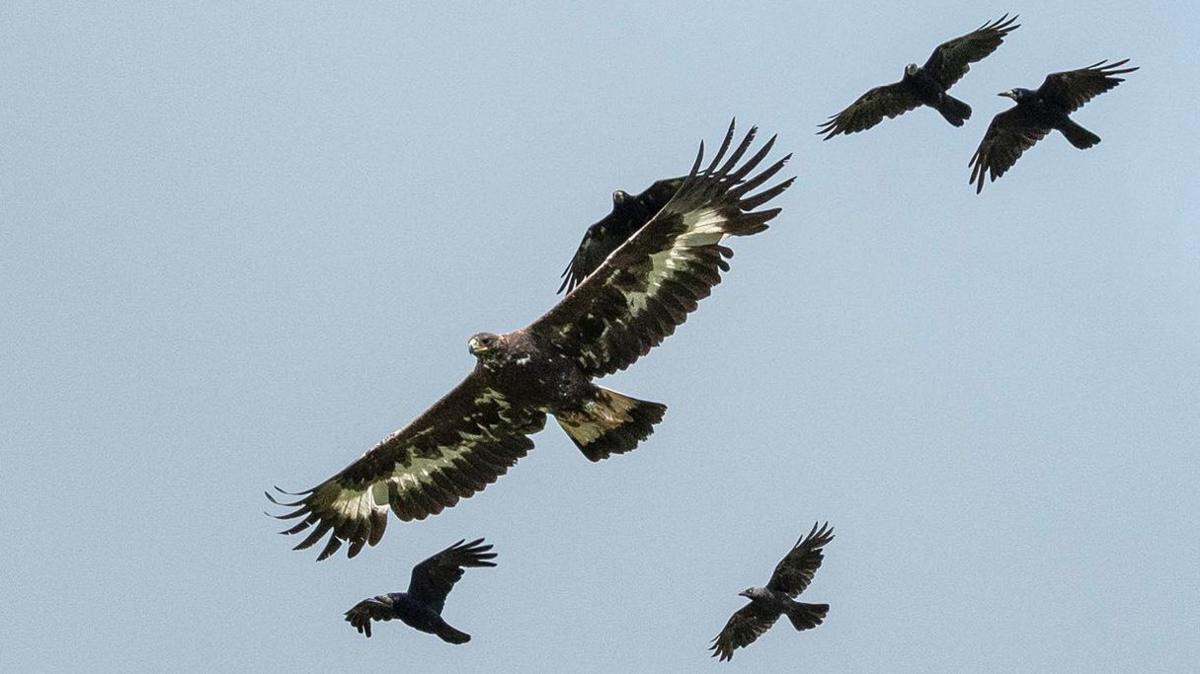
[739,587,766,600]
[999,87,1034,102]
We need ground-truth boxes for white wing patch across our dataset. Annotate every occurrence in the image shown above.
[325,387,516,520]
[619,207,726,313]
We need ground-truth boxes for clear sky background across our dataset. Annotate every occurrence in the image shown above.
[3,2,1197,672]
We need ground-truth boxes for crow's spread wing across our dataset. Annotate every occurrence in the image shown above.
[1037,59,1138,113]
[559,177,685,294]
[968,105,1051,193]
[922,14,1020,89]
[343,595,398,638]
[710,602,780,662]
[408,538,497,613]
[766,522,835,597]
[818,81,922,139]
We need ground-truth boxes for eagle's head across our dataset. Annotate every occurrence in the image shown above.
[612,189,631,206]
[468,332,504,361]
[904,63,919,77]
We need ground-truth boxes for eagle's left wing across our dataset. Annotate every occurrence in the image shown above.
[268,374,546,560]
[530,121,793,378]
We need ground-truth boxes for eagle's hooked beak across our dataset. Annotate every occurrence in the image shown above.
[468,337,484,355]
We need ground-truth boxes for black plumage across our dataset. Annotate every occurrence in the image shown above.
[344,538,496,642]
[710,523,834,662]
[819,14,1019,139]
[969,59,1138,193]
[559,177,684,294]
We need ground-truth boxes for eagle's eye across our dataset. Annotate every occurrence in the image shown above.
[469,334,497,355]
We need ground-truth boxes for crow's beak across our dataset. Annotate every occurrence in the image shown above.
[738,590,751,599]
[997,91,1013,99]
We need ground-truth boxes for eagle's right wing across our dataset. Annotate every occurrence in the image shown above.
[268,375,546,560]
[530,121,792,378]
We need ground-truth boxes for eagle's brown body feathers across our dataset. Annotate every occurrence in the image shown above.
[269,122,793,560]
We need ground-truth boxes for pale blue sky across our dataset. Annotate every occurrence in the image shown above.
[2,2,1197,672]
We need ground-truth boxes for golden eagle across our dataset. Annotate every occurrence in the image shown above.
[268,122,794,560]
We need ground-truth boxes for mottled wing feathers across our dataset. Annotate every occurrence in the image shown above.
[531,121,792,377]
[268,376,546,560]
[710,603,780,662]
[344,595,397,638]
[767,522,835,597]
[408,538,497,613]
[1037,59,1138,113]
[559,177,685,295]
[923,14,1020,89]
[968,106,1051,194]
[818,81,922,139]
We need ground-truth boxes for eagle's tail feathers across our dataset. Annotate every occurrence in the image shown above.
[555,388,667,462]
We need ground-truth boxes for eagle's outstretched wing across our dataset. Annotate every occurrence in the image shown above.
[559,177,685,295]
[408,538,496,613]
[968,105,1050,194]
[268,377,546,560]
[710,602,780,662]
[817,81,922,140]
[766,522,835,597]
[1036,59,1138,114]
[530,121,793,377]
[922,14,1019,89]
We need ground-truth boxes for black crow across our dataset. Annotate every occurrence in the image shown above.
[558,177,684,294]
[710,522,834,662]
[969,59,1138,193]
[344,538,496,642]
[819,14,1019,139]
